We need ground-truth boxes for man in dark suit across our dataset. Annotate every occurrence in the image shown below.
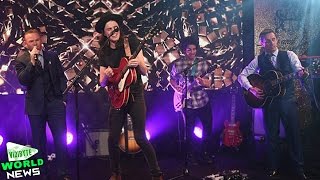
[15,29,71,180]
[238,29,307,180]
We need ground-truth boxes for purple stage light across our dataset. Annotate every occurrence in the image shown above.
[0,135,3,146]
[66,132,73,145]
[146,130,151,140]
[194,126,203,139]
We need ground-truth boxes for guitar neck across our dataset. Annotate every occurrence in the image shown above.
[129,20,162,60]
[130,39,146,60]
[271,71,296,86]
[230,93,236,124]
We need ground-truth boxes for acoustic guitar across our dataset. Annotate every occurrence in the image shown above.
[119,114,141,154]
[107,21,163,109]
[222,86,243,148]
[243,69,305,108]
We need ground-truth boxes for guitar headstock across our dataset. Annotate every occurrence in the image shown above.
[207,63,219,73]
[145,20,164,41]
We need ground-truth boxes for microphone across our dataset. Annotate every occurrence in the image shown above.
[34,54,39,61]
[31,46,39,61]
[108,26,119,38]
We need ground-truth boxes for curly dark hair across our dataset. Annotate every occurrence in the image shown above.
[179,36,199,52]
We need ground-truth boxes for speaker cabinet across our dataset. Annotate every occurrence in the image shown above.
[85,129,109,157]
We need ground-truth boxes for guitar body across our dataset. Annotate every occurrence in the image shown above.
[108,57,137,86]
[244,70,285,108]
[119,130,141,154]
[222,86,243,148]
[107,58,137,109]
[119,114,141,154]
[222,121,243,147]
[108,86,130,109]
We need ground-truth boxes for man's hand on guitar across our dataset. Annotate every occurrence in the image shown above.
[249,87,264,99]
[196,77,211,88]
[104,66,114,78]
[298,69,309,79]
[128,59,139,68]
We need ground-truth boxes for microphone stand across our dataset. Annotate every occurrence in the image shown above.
[63,56,97,180]
[169,58,203,180]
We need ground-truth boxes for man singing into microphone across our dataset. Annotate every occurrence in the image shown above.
[15,29,71,180]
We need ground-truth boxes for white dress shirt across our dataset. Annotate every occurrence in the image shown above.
[238,49,303,90]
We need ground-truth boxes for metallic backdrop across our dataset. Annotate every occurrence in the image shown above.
[0,0,243,94]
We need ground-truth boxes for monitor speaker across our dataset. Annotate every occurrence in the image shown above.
[85,129,109,157]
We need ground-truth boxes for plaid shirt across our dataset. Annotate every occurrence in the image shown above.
[170,56,210,109]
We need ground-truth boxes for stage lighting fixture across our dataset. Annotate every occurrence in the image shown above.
[66,132,73,145]
[194,126,203,139]
[146,130,151,140]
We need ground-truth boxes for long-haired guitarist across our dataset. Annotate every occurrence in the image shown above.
[95,12,163,180]
[170,36,214,164]
[238,29,308,180]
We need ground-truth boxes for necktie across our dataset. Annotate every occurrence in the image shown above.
[265,53,272,60]
[38,54,44,69]
[266,53,277,67]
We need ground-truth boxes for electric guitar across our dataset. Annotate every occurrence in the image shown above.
[222,86,243,147]
[107,21,163,109]
[243,69,307,108]
[173,63,217,111]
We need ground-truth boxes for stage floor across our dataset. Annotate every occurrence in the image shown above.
[46,140,320,180]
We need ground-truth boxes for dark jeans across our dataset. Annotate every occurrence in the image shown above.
[28,99,69,177]
[182,103,213,154]
[263,98,304,173]
[108,89,161,176]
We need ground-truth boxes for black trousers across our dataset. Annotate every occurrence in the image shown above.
[108,89,162,176]
[263,98,304,173]
[28,99,69,177]
[182,103,213,154]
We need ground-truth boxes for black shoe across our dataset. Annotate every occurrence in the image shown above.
[60,175,71,180]
[297,172,307,180]
[268,170,280,179]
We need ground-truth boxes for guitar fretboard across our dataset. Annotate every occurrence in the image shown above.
[270,72,297,86]
[230,93,236,124]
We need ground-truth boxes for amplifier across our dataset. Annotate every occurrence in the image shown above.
[84,129,109,157]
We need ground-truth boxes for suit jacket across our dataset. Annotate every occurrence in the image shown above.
[15,50,67,115]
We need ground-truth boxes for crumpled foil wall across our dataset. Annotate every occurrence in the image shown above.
[0,0,243,94]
